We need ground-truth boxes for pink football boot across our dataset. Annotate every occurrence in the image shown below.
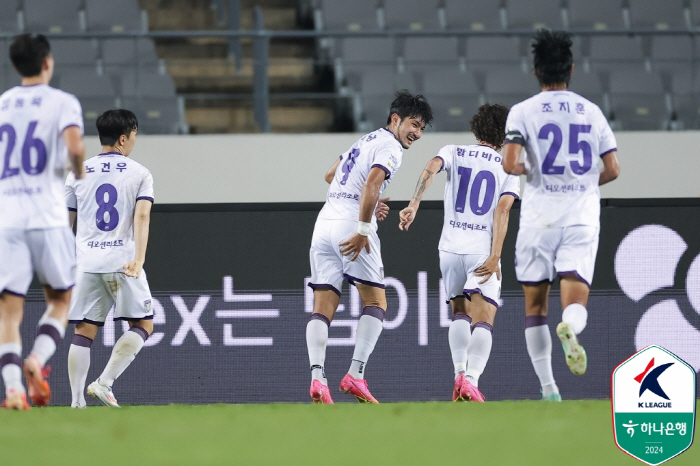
[461,378,486,402]
[452,373,468,401]
[339,373,379,403]
[310,380,334,404]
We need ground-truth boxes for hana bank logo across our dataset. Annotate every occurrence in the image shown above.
[615,225,700,372]
[635,358,674,408]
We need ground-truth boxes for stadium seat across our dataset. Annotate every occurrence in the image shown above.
[427,95,481,132]
[50,39,99,66]
[57,69,115,97]
[118,69,176,98]
[589,36,644,63]
[85,0,144,32]
[691,0,700,27]
[384,0,442,30]
[567,0,625,30]
[476,64,540,95]
[402,37,459,65]
[505,0,564,30]
[569,69,604,96]
[444,0,504,30]
[628,0,687,29]
[340,37,395,66]
[0,0,20,34]
[610,94,668,130]
[348,65,420,96]
[24,0,83,33]
[466,36,521,64]
[101,38,159,68]
[651,36,692,63]
[608,68,664,95]
[320,0,379,31]
[423,66,479,96]
[123,97,183,134]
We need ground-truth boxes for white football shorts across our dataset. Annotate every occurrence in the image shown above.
[515,225,600,287]
[308,218,384,295]
[68,270,153,326]
[0,227,76,296]
[440,251,502,308]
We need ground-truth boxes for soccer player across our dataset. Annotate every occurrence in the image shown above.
[0,34,85,410]
[502,30,620,401]
[65,109,154,408]
[306,90,432,404]
[399,104,519,402]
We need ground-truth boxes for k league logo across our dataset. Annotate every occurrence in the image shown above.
[612,346,696,465]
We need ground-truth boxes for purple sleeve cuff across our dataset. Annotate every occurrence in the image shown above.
[600,148,617,157]
[435,156,445,173]
[502,140,524,146]
[61,123,82,134]
[371,164,391,180]
[500,192,520,200]
[136,196,154,203]
[67,207,77,212]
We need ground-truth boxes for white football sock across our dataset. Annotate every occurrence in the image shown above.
[562,303,588,334]
[525,324,557,393]
[0,343,24,394]
[306,317,329,385]
[348,312,384,379]
[98,329,145,387]
[68,335,93,407]
[465,324,493,387]
[30,316,65,366]
[448,317,471,377]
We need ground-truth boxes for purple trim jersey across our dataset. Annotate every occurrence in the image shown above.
[0,84,84,229]
[318,128,403,226]
[65,153,154,273]
[437,144,520,255]
[505,90,617,228]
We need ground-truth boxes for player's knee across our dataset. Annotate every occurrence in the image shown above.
[361,296,387,311]
[134,319,154,335]
[75,321,99,339]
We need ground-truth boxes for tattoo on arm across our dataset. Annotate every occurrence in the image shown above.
[412,169,435,202]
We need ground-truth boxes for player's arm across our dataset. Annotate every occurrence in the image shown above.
[325,157,341,184]
[339,166,386,261]
[122,199,152,278]
[599,151,620,186]
[475,194,516,283]
[502,141,526,176]
[62,126,85,179]
[69,210,77,229]
[399,157,442,231]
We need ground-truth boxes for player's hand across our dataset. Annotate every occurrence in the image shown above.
[122,260,144,278]
[339,233,370,262]
[475,256,501,284]
[375,197,390,221]
[399,205,417,231]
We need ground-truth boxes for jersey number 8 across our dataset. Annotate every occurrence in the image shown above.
[95,183,119,232]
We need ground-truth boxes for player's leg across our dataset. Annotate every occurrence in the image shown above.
[554,225,598,376]
[23,227,76,406]
[68,322,98,408]
[440,251,472,400]
[0,292,29,409]
[306,218,343,403]
[88,273,154,408]
[340,282,386,403]
[0,230,33,409]
[516,226,561,400]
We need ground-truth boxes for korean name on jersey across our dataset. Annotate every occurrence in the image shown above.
[0,85,83,230]
[437,144,520,255]
[505,90,617,229]
[318,128,403,226]
[65,154,154,273]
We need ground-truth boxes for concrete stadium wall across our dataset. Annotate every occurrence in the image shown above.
[83,131,700,204]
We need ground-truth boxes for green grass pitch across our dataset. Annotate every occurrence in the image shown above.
[1,401,697,465]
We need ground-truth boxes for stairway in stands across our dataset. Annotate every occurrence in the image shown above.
[139,0,342,133]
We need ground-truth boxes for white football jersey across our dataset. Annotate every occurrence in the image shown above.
[0,84,83,230]
[318,128,403,226]
[437,145,520,255]
[65,152,154,273]
[505,90,617,228]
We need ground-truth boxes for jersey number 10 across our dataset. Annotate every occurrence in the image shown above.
[455,167,496,216]
[0,121,47,179]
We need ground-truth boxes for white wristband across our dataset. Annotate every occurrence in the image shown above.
[357,221,371,236]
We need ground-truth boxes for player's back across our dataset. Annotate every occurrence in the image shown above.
[319,128,403,224]
[506,90,616,228]
[438,144,520,255]
[66,153,154,273]
[0,84,83,230]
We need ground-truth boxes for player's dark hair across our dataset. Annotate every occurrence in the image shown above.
[469,103,509,151]
[532,29,573,87]
[9,33,51,77]
[386,89,433,127]
[96,109,139,146]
